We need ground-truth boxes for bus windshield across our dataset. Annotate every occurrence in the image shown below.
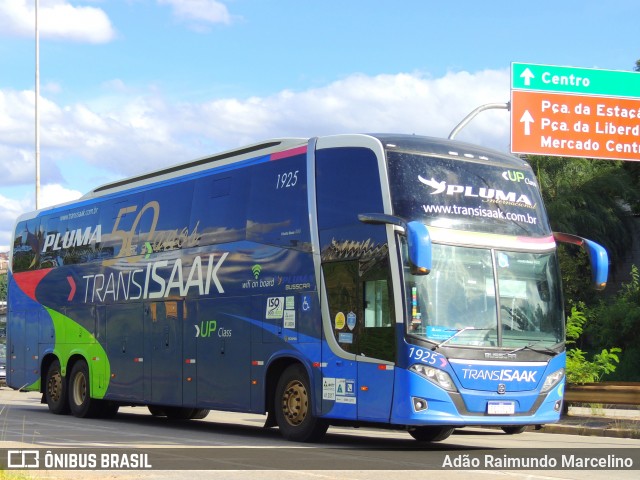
[387,150,551,237]
[404,242,564,349]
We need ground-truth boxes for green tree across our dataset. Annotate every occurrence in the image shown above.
[528,156,639,305]
[529,156,637,263]
[583,265,640,381]
[623,57,640,209]
[565,304,621,383]
[0,273,6,302]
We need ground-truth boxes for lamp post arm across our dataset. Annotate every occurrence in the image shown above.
[448,102,510,140]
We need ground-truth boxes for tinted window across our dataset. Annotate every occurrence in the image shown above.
[190,172,248,246]
[323,256,395,361]
[143,182,195,254]
[12,217,41,272]
[387,151,551,236]
[316,147,386,254]
[246,154,310,251]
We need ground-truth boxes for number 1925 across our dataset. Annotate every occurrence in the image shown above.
[276,171,299,189]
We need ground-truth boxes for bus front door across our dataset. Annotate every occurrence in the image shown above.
[323,261,396,423]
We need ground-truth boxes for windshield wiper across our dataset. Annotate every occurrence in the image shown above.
[508,343,558,357]
[431,327,492,351]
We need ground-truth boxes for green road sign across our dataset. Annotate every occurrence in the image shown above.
[512,63,640,98]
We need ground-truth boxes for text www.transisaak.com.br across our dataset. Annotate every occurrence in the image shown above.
[422,204,538,225]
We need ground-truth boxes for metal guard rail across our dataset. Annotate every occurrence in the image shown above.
[564,382,640,406]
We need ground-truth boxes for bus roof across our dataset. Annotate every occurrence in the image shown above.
[370,134,527,168]
[82,138,308,200]
[16,134,527,224]
[86,135,526,201]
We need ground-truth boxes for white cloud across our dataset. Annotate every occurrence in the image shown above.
[158,0,232,29]
[0,68,512,253]
[0,70,512,180]
[0,0,116,43]
[39,183,83,208]
[178,69,511,152]
[0,192,31,253]
[0,184,81,252]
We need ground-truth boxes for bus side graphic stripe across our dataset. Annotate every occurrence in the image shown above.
[270,146,307,161]
[12,268,53,302]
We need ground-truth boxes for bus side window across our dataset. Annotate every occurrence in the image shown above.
[360,258,395,362]
[40,214,66,268]
[323,258,395,363]
[364,279,390,328]
[141,181,194,254]
[323,261,360,356]
[190,174,248,246]
[246,154,310,250]
[12,218,41,272]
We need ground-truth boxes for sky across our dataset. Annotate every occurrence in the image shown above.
[1,0,639,252]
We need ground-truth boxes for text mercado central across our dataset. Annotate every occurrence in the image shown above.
[7,133,607,442]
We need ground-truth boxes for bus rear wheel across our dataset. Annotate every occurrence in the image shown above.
[274,365,328,442]
[68,360,101,418]
[409,426,455,442]
[45,359,70,415]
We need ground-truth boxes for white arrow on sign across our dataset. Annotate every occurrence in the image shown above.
[520,110,534,136]
[520,68,535,86]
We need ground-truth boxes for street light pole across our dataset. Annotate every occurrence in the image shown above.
[35,0,41,209]
[448,102,510,140]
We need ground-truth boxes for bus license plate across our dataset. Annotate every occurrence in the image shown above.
[487,401,515,415]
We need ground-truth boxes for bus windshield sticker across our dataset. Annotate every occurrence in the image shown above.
[346,312,356,331]
[338,332,353,344]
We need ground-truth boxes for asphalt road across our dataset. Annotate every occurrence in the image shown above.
[1,387,639,480]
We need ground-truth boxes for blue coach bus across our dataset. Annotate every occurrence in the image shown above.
[7,134,607,442]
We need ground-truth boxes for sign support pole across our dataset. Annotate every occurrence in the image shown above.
[448,102,510,140]
[35,0,41,209]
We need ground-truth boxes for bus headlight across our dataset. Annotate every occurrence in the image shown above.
[540,368,565,393]
[409,364,458,392]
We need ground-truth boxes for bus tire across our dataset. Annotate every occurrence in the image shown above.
[148,405,167,417]
[164,407,196,420]
[190,409,210,420]
[501,425,527,435]
[409,426,455,442]
[274,365,328,442]
[45,359,70,415]
[68,360,101,418]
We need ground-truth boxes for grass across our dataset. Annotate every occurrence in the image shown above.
[0,471,32,480]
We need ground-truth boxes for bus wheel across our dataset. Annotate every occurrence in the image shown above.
[190,409,210,420]
[409,426,455,442]
[501,425,527,435]
[68,360,100,418]
[274,365,328,442]
[45,359,70,415]
[164,407,196,420]
[148,405,167,417]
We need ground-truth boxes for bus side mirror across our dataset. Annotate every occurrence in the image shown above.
[406,221,432,275]
[358,213,432,275]
[553,232,608,290]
